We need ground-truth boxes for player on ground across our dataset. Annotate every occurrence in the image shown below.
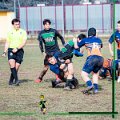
[46,35,86,90]
[99,58,112,79]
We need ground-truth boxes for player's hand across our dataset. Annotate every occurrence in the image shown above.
[60,64,66,69]
[73,37,77,42]
[12,48,18,53]
[42,52,46,57]
[65,59,70,63]
[2,52,6,57]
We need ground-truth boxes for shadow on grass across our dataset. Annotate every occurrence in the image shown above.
[44,79,104,91]
[19,79,33,84]
[44,78,54,82]
[78,84,103,91]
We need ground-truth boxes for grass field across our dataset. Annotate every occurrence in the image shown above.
[0,38,120,120]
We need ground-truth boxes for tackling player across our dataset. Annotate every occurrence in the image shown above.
[74,28,104,94]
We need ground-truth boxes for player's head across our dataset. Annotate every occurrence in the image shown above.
[77,34,86,42]
[40,95,44,100]
[46,54,57,65]
[12,18,20,30]
[117,21,120,31]
[43,19,51,30]
[88,28,96,37]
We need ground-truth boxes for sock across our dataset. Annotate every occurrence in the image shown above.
[93,83,98,92]
[71,77,78,87]
[86,80,93,88]
[66,79,73,88]
[9,73,14,83]
[10,67,18,83]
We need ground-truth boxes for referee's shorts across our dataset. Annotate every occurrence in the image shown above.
[8,48,24,64]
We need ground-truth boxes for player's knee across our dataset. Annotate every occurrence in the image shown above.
[81,71,88,77]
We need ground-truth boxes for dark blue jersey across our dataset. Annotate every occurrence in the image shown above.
[109,30,120,49]
[49,63,60,75]
[77,36,103,57]
[38,28,65,54]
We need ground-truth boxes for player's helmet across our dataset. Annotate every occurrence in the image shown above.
[88,28,96,37]
[77,34,86,40]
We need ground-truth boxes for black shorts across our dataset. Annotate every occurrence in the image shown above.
[8,48,24,64]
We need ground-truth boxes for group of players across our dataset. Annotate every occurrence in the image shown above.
[2,18,120,94]
[34,19,120,94]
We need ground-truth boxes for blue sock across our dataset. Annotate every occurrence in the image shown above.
[93,83,98,92]
[86,80,92,88]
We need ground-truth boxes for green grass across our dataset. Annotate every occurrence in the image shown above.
[0,38,120,120]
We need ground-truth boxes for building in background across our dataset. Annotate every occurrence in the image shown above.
[0,10,15,40]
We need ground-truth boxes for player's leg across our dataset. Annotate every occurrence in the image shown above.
[35,55,49,83]
[92,72,99,93]
[92,56,104,93]
[67,62,79,88]
[81,70,94,94]
[51,73,64,88]
[64,62,75,90]
[51,65,65,88]
[8,49,19,85]
[39,65,49,81]
[13,49,24,85]
[8,59,19,86]
[8,59,15,85]
[81,57,94,93]
[15,62,21,71]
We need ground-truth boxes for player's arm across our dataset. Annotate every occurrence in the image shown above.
[109,43,113,57]
[38,33,46,56]
[73,49,83,57]
[38,33,44,53]
[73,37,79,49]
[55,30,65,45]
[2,32,11,57]
[99,38,103,48]
[108,34,114,57]
[39,101,42,107]
[77,38,86,48]
[39,39,44,53]
[2,40,10,57]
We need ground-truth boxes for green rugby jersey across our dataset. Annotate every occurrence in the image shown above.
[38,28,65,54]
